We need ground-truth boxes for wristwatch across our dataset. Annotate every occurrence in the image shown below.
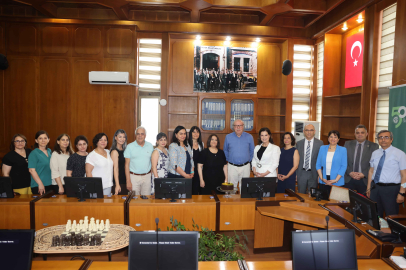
[399,192,405,197]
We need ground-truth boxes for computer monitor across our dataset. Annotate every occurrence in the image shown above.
[0,229,35,270]
[154,178,192,202]
[128,231,199,270]
[64,177,104,201]
[349,189,380,229]
[310,187,330,201]
[0,177,14,198]
[387,217,406,243]
[240,177,277,200]
[292,229,357,270]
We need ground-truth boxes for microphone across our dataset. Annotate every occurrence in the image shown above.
[155,218,159,270]
[326,215,330,270]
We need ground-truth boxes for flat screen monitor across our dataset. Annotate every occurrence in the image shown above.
[128,231,199,270]
[310,188,330,201]
[349,189,380,229]
[0,177,14,198]
[154,178,192,202]
[240,177,276,200]
[292,229,357,270]
[0,229,35,270]
[387,217,406,243]
[64,177,104,201]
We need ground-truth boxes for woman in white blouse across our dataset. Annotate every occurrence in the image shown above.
[252,127,281,178]
[85,133,114,196]
[50,134,74,194]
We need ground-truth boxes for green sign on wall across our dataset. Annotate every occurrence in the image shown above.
[389,85,406,153]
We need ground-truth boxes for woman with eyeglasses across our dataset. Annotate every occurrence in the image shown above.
[1,134,32,194]
[50,133,74,194]
[316,130,347,194]
[28,130,53,195]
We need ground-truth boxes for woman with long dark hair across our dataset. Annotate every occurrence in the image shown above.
[110,129,128,195]
[168,126,194,179]
[66,135,88,177]
[189,126,204,194]
[50,133,74,194]
[28,130,53,195]
[277,132,299,193]
[252,127,280,179]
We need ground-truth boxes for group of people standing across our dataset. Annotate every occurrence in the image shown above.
[1,121,405,217]
[194,68,247,92]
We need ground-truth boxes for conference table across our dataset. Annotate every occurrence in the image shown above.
[30,259,402,270]
[0,194,35,229]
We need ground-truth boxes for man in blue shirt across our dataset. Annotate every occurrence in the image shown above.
[367,130,406,216]
[223,119,255,191]
[124,126,154,195]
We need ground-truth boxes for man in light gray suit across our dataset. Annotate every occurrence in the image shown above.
[297,124,324,194]
[344,124,379,195]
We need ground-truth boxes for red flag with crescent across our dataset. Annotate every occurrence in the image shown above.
[345,31,364,88]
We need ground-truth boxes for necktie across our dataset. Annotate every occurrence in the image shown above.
[374,150,386,183]
[304,141,311,170]
[354,143,362,173]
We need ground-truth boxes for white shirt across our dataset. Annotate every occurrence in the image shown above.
[303,138,315,169]
[252,144,281,177]
[370,145,406,183]
[326,152,335,175]
[85,149,114,189]
[50,151,70,185]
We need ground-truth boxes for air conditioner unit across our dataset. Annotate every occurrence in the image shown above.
[294,121,320,141]
[89,71,137,86]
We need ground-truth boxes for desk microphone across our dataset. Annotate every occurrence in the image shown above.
[326,215,330,270]
[155,218,159,270]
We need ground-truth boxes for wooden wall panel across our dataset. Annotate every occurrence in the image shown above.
[39,58,71,146]
[0,23,5,153]
[257,44,282,97]
[323,34,342,96]
[105,27,135,58]
[73,26,103,57]
[4,57,38,148]
[392,0,406,86]
[102,59,136,142]
[0,23,4,54]
[41,26,71,55]
[171,40,194,95]
[71,59,103,146]
[7,24,38,55]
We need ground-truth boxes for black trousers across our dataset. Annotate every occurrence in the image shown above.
[370,184,400,217]
[344,178,367,195]
[31,185,54,195]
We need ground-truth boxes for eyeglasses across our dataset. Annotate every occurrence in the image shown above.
[14,140,26,144]
[233,125,244,127]
[304,129,315,132]
[377,136,391,140]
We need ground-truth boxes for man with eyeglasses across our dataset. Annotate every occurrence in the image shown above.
[344,125,379,195]
[296,124,324,194]
[223,119,255,191]
[367,130,406,216]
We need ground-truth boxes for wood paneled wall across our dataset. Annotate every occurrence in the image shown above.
[0,23,137,155]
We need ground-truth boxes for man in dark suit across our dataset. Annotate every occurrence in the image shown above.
[297,124,324,194]
[344,125,379,195]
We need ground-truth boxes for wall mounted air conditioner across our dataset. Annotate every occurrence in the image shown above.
[294,121,320,141]
[89,71,138,86]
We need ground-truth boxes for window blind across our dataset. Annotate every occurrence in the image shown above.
[316,42,324,138]
[292,45,313,131]
[375,3,396,134]
[138,39,162,92]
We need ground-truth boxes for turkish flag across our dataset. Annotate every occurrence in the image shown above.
[345,31,364,88]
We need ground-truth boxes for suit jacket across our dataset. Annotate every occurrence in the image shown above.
[252,144,281,177]
[297,138,324,182]
[316,145,347,186]
[344,140,379,186]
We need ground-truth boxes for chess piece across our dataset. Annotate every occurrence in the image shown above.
[84,216,88,222]
[105,219,110,231]
[99,220,104,231]
[79,220,83,225]
[72,221,77,231]
[90,217,95,223]
[76,225,81,232]
[66,220,71,232]
[96,220,100,231]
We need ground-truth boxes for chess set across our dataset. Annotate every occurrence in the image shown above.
[51,216,111,247]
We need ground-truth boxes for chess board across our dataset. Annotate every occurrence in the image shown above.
[60,229,109,243]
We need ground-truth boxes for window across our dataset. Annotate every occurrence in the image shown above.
[138,39,162,92]
[292,45,313,131]
[375,3,397,135]
[140,97,159,145]
[316,42,324,138]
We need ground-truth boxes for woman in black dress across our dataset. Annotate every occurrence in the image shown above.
[1,134,32,194]
[66,135,88,178]
[189,126,204,195]
[277,132,299,193]
[198,134,228,195]
[110,129,128,195]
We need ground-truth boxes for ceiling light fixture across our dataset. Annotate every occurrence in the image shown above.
[342,22,348,31]
[356,14,363,23]
[196,35,201,40]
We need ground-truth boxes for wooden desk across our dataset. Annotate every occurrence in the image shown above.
[128,195,216,231]
[0,194,36,229]
[218,193,298,231]
[35,195,126,230]
[31,260,85,270]
[326,205,406,259]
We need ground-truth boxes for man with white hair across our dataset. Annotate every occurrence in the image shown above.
[296,124,323,194]
[124,126,153,195]
[223,119,255,191]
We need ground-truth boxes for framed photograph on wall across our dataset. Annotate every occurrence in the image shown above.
[193,46,257,94]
